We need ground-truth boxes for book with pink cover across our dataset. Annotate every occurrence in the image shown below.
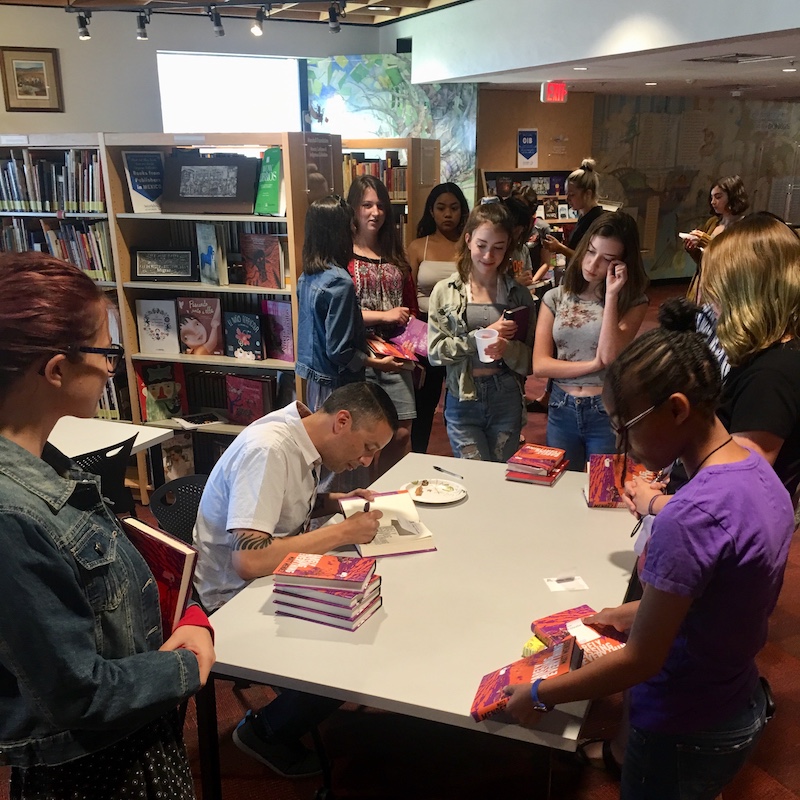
[275,595,383,631]
[505,460,569,487]
[367,336,419,364]
[273,576,381,613]
[586,454,656,508]
[225,374,274,426]
[176,296,224,356]
[506,443,566,475]
[470,637,582,722]
[388,316,428,357]
[272,552,376,593]
[272,585,381,621]
[532,605,627,663]
[260,298,294,362]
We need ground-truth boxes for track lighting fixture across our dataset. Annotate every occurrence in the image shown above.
[76,11,91,41]
[209,7,225,37]
[328,3,341,33]
[136,10,150,41]
[250,6,265,36]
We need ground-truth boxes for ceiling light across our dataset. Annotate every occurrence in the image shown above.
[328,3,340,32]
[573,67,588,71]
[250,6,265,35]
[136,10,149,40]
[783,62,797,72]
[209,7,225,36]
[367,4,391,9]
[76,11,91,40]
[645,82,658,86]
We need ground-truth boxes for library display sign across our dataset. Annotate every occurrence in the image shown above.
[0,47,64,113]
[132,249,198,282]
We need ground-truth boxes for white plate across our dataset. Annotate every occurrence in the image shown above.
[402,479,467,504]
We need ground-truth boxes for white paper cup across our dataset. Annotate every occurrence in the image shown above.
[475,328,499,363]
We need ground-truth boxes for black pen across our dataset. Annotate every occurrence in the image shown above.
[433,465,463,480]
[363,502,370,512]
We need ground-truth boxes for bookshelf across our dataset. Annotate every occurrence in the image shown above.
[100,131,342,501]
[479,168,574,225]
[341,138,440,247]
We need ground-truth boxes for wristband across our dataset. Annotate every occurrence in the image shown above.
[529,678,553,712]
[647,494,660,516]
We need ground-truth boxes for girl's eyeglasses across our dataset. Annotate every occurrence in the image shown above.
[77,344,125,375]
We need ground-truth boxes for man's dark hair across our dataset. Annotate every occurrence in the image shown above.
[321,381,399,433]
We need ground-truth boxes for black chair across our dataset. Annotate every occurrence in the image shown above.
[149,474,208,545]
[74,434,138,517]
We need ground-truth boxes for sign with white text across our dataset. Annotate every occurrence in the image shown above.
[517,129,539,168]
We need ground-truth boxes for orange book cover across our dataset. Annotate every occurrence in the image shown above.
[532,605,627,663]
[507,443,565,475]
[367,336,419,363]
[470,637,582,722]
[273,552,376,593]
[586,454,657,508]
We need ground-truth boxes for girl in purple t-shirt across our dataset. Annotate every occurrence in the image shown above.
[504,303,794,800]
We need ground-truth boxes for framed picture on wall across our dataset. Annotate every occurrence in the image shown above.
[0,47,64,112]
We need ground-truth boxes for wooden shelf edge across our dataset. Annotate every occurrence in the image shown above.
[131,353,295,371]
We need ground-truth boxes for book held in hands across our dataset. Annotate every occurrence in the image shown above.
[585,454,657,508]
[532,605,627,663]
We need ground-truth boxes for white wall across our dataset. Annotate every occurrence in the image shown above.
[0,6,380,133]
[379,0,800,83]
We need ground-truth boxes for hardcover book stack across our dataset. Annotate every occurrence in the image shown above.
[271,552,382,632]
[505,443,569,486]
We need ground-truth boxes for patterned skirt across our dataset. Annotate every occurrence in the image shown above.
[9,710,194,800]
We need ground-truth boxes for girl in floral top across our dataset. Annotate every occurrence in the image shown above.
[533,212,649,469]
[347,174,417,473]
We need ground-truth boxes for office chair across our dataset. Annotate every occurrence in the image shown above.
[149,474,208,545]
[74,434,138,517]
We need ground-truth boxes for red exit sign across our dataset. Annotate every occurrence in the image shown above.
[541,81,568,103]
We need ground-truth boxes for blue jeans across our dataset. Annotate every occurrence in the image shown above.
[444,372,523,462]
[546,383,615,471]
[621,681,767,800]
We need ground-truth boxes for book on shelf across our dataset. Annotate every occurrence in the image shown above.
[121,517,198,638]
[260,298,294,362]
[184,370,228,414]
[274,594,383,632]
[254,147,286,216]
[223,311,264,360]
[339,490,436,558]
[241,232,283,289]
[121,151,165,214]
[550,176,566,195]
[387,316,428,358]
[470,637,583,722]
[136,298,181,355]
[557,203,570,220]
[225,374,275,426]
[272,552,376,593]
[532,605,627,663]
[506,443,566,476]
[585,454,657,508]
[176,297,224,356]
[505,459,570,487]
[195,222,229,286]
[272,574,381,611]
[542,197,558,219]
[135,362,188,422]
[162,432,196,481]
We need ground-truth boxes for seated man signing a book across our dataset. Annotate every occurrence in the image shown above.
[193,381,397,777]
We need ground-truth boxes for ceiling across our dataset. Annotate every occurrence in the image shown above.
[0,0,467,24]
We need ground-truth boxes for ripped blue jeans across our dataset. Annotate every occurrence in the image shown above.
[444,372,523,462]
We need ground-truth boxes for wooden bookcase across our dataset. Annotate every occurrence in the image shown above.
[341,138,440,246]
[99,131,342,500]
[479,167,574,225]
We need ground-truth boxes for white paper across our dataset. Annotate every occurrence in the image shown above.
[565,618,601,645]
[544,576,589,592]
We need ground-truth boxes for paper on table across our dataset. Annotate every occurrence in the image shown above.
[544,576,589,592]
[565,618,601,645]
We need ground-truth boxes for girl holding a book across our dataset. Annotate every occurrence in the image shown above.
[347,175,418,473]
[427,202,536,462]
[0,252,215,799]
[504,301,793,800]
[296,195,403,411]
[533,211,649,470]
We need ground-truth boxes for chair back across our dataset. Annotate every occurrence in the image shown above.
[149,475,208,545]
[74,434,138,516]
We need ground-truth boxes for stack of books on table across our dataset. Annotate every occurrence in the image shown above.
[271,552,382,632]
[504,443,569,486]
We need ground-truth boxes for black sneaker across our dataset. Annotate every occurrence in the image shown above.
[232,710,323,778]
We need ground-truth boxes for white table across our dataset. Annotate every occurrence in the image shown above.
[198,454,637,796]
[49,416,173,458]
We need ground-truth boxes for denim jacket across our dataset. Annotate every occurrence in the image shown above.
[427,271,537,401]
[296,265,368,387]
[0,436,200,768]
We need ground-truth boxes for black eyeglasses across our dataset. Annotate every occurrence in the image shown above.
[77,344,125,375]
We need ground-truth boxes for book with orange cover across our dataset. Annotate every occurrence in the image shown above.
[585,453,657,508]
[506,443,566,475]
[470,637,582,722]
[532,605,627,663]
[272,552,376,593]
[272,575,382,609]
[121,518,198,638]
[367,336,419,364]
[505,460,569,487]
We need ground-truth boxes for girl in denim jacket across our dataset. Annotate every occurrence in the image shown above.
[428,203,536,462]
[0,253,215,799]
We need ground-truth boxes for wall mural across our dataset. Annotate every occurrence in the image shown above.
[592,95,800,279]
[306,54,478,203]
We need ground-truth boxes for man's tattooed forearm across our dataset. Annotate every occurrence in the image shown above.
[231,531,274,551]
